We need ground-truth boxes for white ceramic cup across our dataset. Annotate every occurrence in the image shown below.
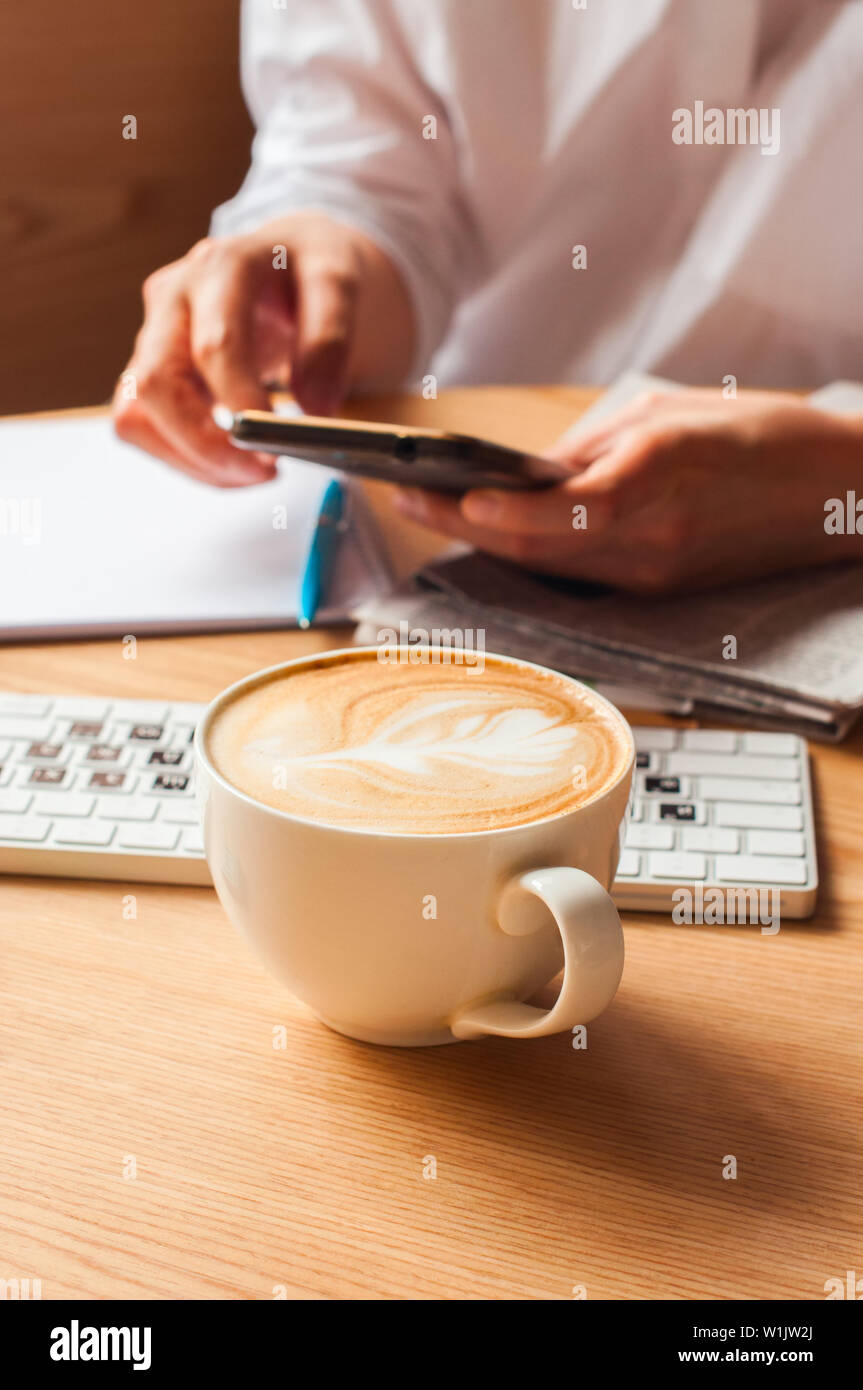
[195,647,634,1047]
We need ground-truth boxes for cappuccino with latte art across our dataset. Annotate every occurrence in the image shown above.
[209,650,631,834]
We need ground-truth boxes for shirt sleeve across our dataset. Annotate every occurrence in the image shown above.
[210,0,475,378]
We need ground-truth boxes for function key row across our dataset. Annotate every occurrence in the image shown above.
[633,728,800,756]
[0,695,206,723]
[1,767,194,796]
[634,751,800,781]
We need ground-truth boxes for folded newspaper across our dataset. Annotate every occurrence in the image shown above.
[355,376,863,741]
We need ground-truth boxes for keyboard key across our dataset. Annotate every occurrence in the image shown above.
[83,743,125,765]
[668,752,799,780]
[0,790,33,814]
[680,730,738,753]
[635,751,655,770]
[24,741,65,761]
[616,849,640,877]
[129,724,165,742]
[714,802,803,830]
[88,770,129,791]
[644,775,686,795]
[625,823,674,850]
[112,703,169,725]
[659,802,701,822]
[647,851,707,880]
[66,720,104,740]
[747,830,806,858]
[53,819,116,847]
[160,803,200,826]
[150,773,190,794]
[97,796,158,822]
[33,792,95,818]
[0,695,52,717]
[698,778,801,805]
[0,815,52,842]
[633,728,678,751]
[182,828,205,855]
[27,767,68,786]
[679,826,740,854]
[0,717,54,741]
[741,733,800,757]
[147,749,185,767]
[50,697,111,720]
[715,854,808,886]
[117,823,180,851]
[163,723,196,747]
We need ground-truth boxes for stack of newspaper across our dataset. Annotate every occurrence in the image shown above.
[356,375,863,741]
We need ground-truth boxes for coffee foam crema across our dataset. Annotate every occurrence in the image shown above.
[208,653,630,834]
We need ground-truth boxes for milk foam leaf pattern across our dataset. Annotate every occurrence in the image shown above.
[246,698,580,781]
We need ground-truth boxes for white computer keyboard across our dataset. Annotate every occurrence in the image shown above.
[0,693,210,886]
[0,693,818,917]
[616,726,817,919]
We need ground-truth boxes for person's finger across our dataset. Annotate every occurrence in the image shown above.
[392,480,682,593]
[457,436,650,535]
[543,388,694,462]
[113,393,257,488]
[545,386,746,465]
[544,418,620,465]
[113,386,207,484]
[290,250,359,416]
[186,238,274,413]
[394,429,661,541]
[392,487,527,556]
[132,358,276,485]
[391,486,595,563]
[127,271,276,485]
[458,477,613,536]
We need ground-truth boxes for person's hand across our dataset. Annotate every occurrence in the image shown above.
[393,389,863,593]
[113,213,414,486]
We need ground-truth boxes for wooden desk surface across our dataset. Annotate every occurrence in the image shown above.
[1,387,861,1301]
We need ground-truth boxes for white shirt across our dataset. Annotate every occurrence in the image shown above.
[212,0,863,390]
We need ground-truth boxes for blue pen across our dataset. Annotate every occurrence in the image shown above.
[298,479,345,628]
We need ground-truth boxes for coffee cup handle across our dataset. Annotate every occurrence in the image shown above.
[449,867,624,1040]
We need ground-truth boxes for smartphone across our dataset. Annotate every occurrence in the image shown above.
[229,411,566,493]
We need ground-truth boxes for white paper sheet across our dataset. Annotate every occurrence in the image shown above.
[0,415,391,638]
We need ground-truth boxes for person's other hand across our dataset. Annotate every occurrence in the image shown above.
[113,213,414,486]
[393,389,863,593]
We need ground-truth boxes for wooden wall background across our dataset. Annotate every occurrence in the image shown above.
[0,2,253,414]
